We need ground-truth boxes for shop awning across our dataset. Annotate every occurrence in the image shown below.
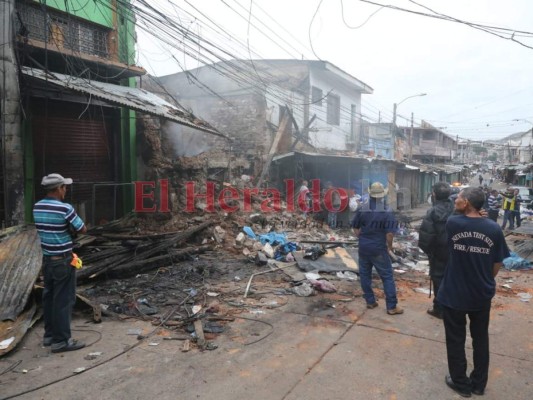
[22,67,228,139]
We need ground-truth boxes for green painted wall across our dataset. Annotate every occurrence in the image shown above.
[32,0,115,28]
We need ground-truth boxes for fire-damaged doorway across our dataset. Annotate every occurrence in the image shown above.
[29,98,120,225]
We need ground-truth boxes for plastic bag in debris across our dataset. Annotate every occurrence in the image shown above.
[274,242,299,260]
[303,245,326,260]
[503,252,533,270]
[308,279,337,293]
[258,232,287,246]
[243,226,257,239]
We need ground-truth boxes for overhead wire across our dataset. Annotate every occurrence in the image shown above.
[340,0,384,30]
[357,0,533,50]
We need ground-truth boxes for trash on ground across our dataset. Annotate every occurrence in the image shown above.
[503,252,533,270]
[291,282,314,297]
[336,271,358,281]
[304,272,321,280]
[517,292,532,302]
[308,279,337,293]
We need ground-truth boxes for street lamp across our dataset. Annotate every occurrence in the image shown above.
[392,93,427,126]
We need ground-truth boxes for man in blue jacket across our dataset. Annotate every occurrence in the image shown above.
[351,182,403,315]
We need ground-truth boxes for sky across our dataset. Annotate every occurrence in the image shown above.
[135,0,533,141]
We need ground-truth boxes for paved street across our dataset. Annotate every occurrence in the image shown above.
[1,207,532,400]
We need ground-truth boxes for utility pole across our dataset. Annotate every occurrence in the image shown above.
[1,0,24,226]
[408,112,414,163]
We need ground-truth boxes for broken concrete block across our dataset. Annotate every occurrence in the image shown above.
[255,251,268,266]
[263,243,274,258]
[291,282,314,297]
[213,226,226,243]
[235,232,246,246]
[252,242,263,251]
[242,248,251,257]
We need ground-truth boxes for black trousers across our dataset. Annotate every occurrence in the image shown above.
[430,275,443,313]
[42,255,76,344]
[442,304,491,392]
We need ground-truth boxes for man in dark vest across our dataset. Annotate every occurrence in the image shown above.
[418,182,455,319]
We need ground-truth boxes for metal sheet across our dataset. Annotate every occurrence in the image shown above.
[0,301,37,356]
[22,67,228,139]
[0,227,42,321]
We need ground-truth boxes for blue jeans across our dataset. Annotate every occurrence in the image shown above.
[42,254,77,345]
[512,210,521,228]
[358,251,398,310]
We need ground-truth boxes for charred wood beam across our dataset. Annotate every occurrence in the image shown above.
[106,245,212,278]
[77,221,213,282]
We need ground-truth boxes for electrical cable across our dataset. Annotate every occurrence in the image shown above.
[340,0,384,30]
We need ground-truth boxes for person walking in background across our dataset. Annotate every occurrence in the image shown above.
[500,189,517,230]
[478,174,483,186]
[511,189,522,228]
[323,181,341,228]
[487,189,502,222]
[297,179,310,218]
[438,187,510,397]
[418,182,455,319]
[34,173,87,353]
[351,182,403,315]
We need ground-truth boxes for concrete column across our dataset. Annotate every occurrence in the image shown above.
[1,0,24,226]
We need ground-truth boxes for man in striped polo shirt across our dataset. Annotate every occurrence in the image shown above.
[33,173,87,353]
[487,190,502,222]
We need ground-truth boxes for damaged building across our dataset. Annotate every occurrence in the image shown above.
[145,59,373,177]
[0,0,222,228]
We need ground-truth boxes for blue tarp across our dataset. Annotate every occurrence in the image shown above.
[503,252,533,270]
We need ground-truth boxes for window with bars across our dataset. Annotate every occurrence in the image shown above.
[16,2,110,58]
[327,94,340,126]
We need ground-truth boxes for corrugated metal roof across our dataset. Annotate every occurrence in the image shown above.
[0,227,42,321]
[22,67,228,139]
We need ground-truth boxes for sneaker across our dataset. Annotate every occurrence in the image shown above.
[366,302,378,309]
[51,338,86,353]
[387,307,404,315]
[43,337,53,347]
[427,308,443,319]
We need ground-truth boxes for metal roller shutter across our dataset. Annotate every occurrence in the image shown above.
[33,110,114,205]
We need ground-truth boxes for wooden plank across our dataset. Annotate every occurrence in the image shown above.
[256,113,290,188]
[193,319,206,349]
